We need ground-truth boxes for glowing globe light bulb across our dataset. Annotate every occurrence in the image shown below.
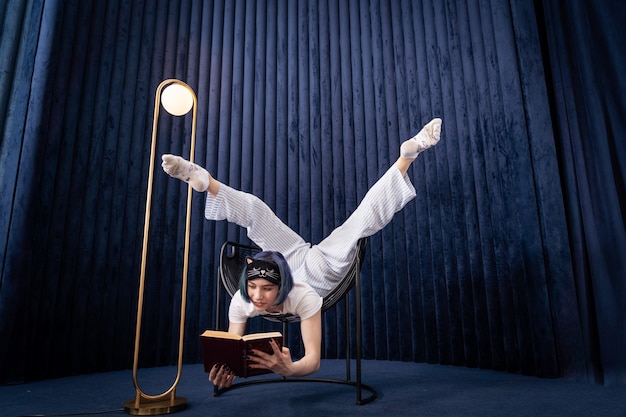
[161,83,193,116]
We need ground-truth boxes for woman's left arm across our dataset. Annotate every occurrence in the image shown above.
[249,309,322,377]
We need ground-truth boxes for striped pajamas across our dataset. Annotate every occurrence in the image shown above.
[205,165,417,297]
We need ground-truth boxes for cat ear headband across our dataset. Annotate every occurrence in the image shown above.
[245,258,281,285]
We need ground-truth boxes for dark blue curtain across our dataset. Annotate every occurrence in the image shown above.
[1,0,624,386]
[537,0,626,385]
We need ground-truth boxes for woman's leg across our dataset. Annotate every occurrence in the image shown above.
[204,183,310,260]
[298,118,442,295]
[297,166,416,295]
[161,156,310,261]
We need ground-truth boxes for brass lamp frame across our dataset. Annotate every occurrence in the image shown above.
[124,79,198,415]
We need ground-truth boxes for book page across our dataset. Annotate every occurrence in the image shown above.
[241,331,282,341]
[200,330,242,340]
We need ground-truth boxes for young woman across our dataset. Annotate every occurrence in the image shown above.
[162,118,442,388]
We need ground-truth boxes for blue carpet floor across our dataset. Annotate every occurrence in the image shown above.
[1,360,625,417]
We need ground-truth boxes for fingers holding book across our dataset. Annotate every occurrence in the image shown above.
[248,339,294,377]
[209,363,236,388]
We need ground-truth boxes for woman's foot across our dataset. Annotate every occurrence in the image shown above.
[400,118,442,159]
[161,154,210,192]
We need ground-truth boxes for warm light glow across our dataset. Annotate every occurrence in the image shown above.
[161,83,194,116]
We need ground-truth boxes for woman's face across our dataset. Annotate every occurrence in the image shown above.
[247,278,279,311]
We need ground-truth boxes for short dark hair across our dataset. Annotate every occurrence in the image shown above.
[239,251,294,305]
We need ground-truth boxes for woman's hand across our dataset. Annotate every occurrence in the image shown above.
[246,311,322,378]
[209,364,236,388]
[248,339,294,377]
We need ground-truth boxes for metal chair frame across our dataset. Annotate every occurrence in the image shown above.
[213,238,377,405]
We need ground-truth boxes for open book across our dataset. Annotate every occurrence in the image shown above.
[199,330,283,378]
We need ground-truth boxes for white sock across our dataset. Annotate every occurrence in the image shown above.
[161,154,210,192]
[400,118,442,159]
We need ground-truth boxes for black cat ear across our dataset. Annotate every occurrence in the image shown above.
[245,257,254,265]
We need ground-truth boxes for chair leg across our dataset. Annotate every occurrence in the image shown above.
[345,298,351,381]
[282,320,288,380]
[355,255,365,404]
[215,272,222,330]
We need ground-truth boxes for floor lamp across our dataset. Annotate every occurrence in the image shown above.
[124,79,197,415]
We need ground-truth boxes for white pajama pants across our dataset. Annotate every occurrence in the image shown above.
[205,166,417,296]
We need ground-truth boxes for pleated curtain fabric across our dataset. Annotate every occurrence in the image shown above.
[0,0,623,386]
[537,0,626,385]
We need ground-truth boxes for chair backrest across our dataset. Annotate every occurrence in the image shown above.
[218,238,368,317]
[218,241,259,299]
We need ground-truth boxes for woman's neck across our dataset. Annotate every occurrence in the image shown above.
[265,304,283,313]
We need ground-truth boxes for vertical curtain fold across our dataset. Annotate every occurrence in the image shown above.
[537,0,626,384]
[0,0,60,382]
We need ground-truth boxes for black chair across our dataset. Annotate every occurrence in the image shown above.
[213,238,377,405]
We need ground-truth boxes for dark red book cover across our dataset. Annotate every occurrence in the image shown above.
[199,330,283,378]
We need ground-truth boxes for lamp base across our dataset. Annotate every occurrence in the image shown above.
[123,396,187,415]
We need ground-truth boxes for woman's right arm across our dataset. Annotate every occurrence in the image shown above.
[228,321,246,335]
